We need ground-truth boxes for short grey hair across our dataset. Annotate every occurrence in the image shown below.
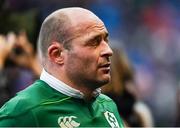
[37,10,71,61]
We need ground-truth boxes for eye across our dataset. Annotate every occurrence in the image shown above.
[93,36,101,45]
[104,36,109,43]
[88,36,102,47]
[104,34,109,43]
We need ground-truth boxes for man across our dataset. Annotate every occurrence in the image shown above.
[0,7,124,127]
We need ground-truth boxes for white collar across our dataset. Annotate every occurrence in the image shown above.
[40,69,101,99]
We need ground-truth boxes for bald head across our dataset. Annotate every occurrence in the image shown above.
[38,7,103,62]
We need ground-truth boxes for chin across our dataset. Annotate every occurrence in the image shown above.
[100,77,111,85]
[103,74,111,82]
[91,78,110,89]
[89,74,111,88]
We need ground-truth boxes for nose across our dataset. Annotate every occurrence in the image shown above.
[100,42,113,57]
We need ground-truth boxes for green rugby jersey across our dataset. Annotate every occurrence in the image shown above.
[0,80,124,127]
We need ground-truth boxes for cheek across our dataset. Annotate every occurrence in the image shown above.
[68,51,98,71]
[79,55,97,70]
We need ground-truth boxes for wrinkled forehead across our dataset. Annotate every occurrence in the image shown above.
[74,19,107,34]
[69,12,107,36]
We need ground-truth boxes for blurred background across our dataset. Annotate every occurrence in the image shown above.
[1,0,180,126]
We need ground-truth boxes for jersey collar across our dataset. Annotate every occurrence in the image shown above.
[40,69,101,99]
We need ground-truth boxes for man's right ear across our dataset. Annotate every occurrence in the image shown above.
[48,42,65,65]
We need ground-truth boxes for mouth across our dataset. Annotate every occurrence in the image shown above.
[100,63,111,68]
[99,63,111,72]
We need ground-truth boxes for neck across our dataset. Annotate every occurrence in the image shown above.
[45,69,98,101]
[77,86,95,101]
[61,77,96,100]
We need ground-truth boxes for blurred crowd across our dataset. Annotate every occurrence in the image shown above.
[1,0,180,126]
[0,31,41,106]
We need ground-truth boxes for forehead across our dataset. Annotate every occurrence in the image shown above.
[70,18,108,40]
[64,9,108,41]
[86,20,108,33]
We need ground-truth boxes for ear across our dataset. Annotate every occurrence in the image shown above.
[48,42,64,65]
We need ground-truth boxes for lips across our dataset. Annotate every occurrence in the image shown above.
[98,63,111,71]
[99,63,111,68]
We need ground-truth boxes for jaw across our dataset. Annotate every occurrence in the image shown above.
[97,68,111,84]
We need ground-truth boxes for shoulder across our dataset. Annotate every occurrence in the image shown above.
[0,80,51,117]
[97,93,114,102]
[96,93,121,114]
[96,93,117,108]
[0,93,39,126]
[97,94,125,127]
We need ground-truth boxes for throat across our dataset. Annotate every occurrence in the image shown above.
[81,88,95,101]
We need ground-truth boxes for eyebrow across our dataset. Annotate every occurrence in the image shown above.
[89,31,109,40]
